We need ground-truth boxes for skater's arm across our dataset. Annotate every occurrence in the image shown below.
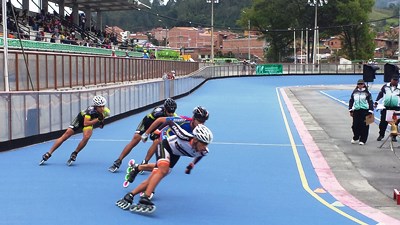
[83,115,102,127]
[144,116,186,136]
[185,156,203,174]
[144,117,167,135]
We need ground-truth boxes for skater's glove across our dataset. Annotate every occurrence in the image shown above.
[150,133,159,141]
[185,162,195,174]
[141,133,149,143]
[98,113,104,122]
[99,120,105,129]
[149,130,161,141]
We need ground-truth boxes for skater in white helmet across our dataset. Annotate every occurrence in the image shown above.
[122,106,210,188]
[39,95,110,166]
[116,123,213,214]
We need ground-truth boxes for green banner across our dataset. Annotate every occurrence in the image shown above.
[256,64,283,75]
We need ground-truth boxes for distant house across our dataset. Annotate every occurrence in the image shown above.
[323,36,342,50]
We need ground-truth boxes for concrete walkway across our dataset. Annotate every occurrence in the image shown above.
[285,85,400,221]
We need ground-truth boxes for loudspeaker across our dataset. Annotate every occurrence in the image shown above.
[363,64,378,82]
[384,63,399,82]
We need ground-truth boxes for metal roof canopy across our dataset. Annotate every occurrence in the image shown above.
[55,0,150,13]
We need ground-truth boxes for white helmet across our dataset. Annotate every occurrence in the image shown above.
[193,124,213,144]
[93,95,107,106]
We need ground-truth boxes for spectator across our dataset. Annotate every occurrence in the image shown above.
[242,59,249,74]
[250,61,257,75]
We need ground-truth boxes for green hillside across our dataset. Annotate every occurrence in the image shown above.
[369,7,397,31]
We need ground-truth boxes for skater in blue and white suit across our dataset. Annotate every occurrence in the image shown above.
[131,106,210,174]
[116,123,213,213]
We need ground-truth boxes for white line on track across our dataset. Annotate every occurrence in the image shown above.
[69,138,303,147]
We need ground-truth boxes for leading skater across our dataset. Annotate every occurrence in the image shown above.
[116,123,213,213]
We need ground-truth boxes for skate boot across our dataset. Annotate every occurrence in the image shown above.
[108,159,122,173]
[123,160,140,188]
[39,152,52,165]
[129,194,156,213]
[67,151,78,166]
[116,193,134,210]
[138,159,147,175]
[140,191,155,200]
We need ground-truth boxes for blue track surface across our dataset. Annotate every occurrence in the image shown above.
[0,75,382,225]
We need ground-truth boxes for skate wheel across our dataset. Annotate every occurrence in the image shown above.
[128,159,135,166]
[130,204,141,212]
[147,205,156,213]
[123,180,130,188]
[126,166,132,173]
[39,160,45,165]
[67,160,72,166]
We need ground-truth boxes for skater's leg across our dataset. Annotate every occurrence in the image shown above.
[130,179,150,196]
[117,133,141,161]
[48,128,75,155]
[143,160,170,197]
[143,139,159,163]
[138,163,156,172]
[74,127,93,154]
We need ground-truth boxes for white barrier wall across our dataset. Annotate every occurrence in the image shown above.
[0,70,212,142]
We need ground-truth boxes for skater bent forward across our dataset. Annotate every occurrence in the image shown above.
[39,95,109,165]
[116,123,213,213]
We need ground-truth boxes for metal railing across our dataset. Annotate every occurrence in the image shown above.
[0,49,199,91]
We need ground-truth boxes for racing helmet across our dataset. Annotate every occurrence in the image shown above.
[164,98,177,113]
[93,95,107,106]
[193,106,209,122]
[193,124,213,144]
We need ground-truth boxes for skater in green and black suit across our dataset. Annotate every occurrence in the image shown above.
[39,95,109,165]
[108,98,178,172]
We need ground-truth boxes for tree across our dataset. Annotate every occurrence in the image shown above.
[238,0,375,62]
[333,0,375,60]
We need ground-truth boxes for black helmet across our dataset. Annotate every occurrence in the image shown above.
[164,98,177,113]
[193,106,209,122]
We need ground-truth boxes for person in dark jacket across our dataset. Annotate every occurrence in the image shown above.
[349,79,374,145]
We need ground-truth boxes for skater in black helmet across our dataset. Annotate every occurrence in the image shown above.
[122,106,210,188]
[39,95,109,166]
[108,98,178,172]
[116,123,213,214]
